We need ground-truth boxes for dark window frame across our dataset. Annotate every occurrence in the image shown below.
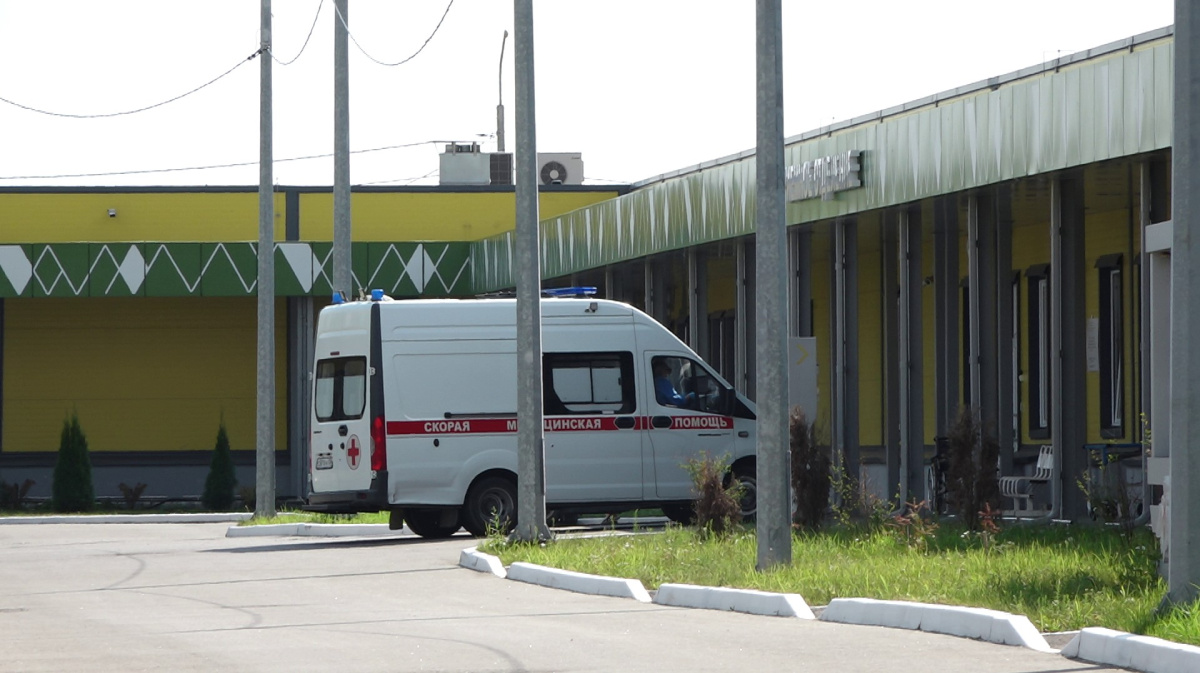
[1026,264,1051,440]
[1097,254,1125,438]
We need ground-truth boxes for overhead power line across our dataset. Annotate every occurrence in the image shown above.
[333,0,454,67]
[0,51,261,119]
[0,140,443,181]
[270,0,326,66]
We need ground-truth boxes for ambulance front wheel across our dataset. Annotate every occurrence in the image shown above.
[403,508,461,539]
[462,475,517,537]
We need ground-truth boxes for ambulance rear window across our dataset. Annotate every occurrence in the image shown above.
[315,356,367,422]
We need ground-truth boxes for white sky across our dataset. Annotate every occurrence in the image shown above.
[0,1,1176,188]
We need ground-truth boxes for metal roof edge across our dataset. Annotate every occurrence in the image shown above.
[631,24,1175,190]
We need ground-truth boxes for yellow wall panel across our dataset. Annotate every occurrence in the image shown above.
[705,257,736,313]
[0,193,283,243]
[857,242,883,447]
[1083,206,1136,444]
[299,190,619,242]
[3,297,286,453]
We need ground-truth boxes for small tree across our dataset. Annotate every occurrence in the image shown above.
[944,407,1001,530]
[52,413,94,512]
[202,423,237,511]
[790,406,831,530]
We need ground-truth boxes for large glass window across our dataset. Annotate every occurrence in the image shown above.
[1098,255,1124,437]
[314,357,367,422]
[544,352,635,415]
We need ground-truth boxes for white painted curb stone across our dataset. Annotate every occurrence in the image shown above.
[506,562,651,602]
[225,523,395,537]
[1061,627,1200,673]
[819,597,1053,652]
[654,583,815,618]
[459,547,507,578]
[0,513,252,525]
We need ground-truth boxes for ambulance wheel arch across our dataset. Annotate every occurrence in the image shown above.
[461,471,517,537]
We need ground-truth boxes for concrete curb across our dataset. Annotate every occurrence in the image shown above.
[0,513,252,525]
[506,562,652,602]
[655,583,815,618]
[458,547,507,578]
[1061,627,1200,673]
[225,523,396,538]
[819,597,1054,652]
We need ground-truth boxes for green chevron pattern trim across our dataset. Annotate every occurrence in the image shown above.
[0,242,473,298]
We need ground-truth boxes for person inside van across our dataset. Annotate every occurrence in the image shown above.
[653,358,695,408]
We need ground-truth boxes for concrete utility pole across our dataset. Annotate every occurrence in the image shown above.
[754,0,790,570]
[511,0,549,542]
[1168,0,1200,606]
[333,0,352,298]
[255,0,276,518]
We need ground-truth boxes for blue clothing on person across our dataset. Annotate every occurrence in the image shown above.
[655,373,694,408]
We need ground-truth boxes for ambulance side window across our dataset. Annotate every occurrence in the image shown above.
[314,357,367,422]
[544,352,635,415]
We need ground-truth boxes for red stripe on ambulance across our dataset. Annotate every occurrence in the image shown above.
[388,415,733,435]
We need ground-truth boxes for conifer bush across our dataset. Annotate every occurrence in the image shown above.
[202,423,237,511]
[52,413,94,512]
[945,407,1001,530]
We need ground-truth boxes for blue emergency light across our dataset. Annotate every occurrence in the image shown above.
[371,289,385,301]
[541,286,597,297]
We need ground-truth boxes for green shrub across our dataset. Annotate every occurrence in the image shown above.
[52,414,94,512]
[790,406,830,530]
[684,453,742,537]
[202,423,237,511]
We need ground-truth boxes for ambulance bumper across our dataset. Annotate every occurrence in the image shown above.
[304,472,389,513]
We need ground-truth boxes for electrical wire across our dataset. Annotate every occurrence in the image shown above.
[270,0,325,66]
[357,168,441,186]
[0,140,442,181]
[0,51,261,119]
[332,0,454,67]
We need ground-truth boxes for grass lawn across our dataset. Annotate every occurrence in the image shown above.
[484,521,1200,647]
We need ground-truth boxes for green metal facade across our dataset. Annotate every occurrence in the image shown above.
[473,30,1175,291]
[0,242,471,298]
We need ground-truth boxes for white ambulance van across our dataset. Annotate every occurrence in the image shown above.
[304,290,758,538]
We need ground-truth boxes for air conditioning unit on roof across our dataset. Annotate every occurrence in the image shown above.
[537,153,584,185]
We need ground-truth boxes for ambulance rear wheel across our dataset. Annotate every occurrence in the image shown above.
[462,476,517,537]
[403,508,461,539]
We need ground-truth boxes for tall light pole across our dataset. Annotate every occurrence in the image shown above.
[754,0,790,570]
[497,30,508,153]
[255,0,276,518]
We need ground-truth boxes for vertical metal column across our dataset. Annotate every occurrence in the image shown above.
[882,220,901,503]
[899,207,926,505]
[1168,0,1200,605]
[833,219,860,489]
[604,265,615,300]
[995,186,1016,474]
[332,0,352,298]
[688,248,709,357]
[735,241,749,396]
[512,0,548,542]
[934,197,961,433]
[1051,175,1088,520]
[644,258,655,319]
[754,0,789,570]
[255,0,276,517]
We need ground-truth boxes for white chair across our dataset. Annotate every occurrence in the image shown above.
[1000,445,1054,515]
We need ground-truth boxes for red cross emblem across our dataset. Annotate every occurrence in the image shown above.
[346,435,361,470]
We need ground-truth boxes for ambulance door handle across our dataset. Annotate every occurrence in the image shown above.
[615,416,635,429]
[738,431,749,438]
[651,416,672,429]
[338,425,348,436]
